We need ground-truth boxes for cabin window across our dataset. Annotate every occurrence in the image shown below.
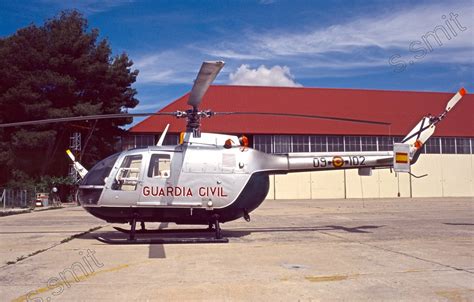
[148,154,171,178]
[114,155,142,191]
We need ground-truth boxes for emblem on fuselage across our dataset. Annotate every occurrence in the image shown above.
[332,156,344,168]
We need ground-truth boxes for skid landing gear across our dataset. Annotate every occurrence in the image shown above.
[96,216,228,244]
[112,226,214,235]
[213,214,223,239]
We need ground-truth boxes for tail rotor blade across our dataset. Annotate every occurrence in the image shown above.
[66,149,88,179]
[187,61,225,108]
[66,149,76,162]
[445,87,466,112]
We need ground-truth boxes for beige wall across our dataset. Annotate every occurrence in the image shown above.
[267,155,474,199]
[411,154,473,197]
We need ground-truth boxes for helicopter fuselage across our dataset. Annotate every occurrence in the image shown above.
[78,132,394,225]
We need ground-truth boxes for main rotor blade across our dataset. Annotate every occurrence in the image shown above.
[187,61,225,108]
[0,112,176,128]
[214,112,391,126]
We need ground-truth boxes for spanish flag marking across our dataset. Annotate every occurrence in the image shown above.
[395,152,409,164]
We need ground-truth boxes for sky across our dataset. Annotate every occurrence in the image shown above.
[1,0,473,122]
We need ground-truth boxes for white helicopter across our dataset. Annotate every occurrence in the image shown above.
[0,61,466,244]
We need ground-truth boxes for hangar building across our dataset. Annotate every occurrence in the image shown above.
[126,85,474,199]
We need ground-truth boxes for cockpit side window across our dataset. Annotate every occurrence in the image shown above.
[147,154,171,178]
[113,155,142,191]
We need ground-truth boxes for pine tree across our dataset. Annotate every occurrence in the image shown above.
[0,10,139,186]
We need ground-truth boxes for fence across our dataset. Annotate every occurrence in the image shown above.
[0,188,35,209]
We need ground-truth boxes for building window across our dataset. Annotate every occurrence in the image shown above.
[136,135,155,147]
[273,135,291,153]
[122,135,155,150]
[441,137,456,154]
[254,135,273,153]
[455,138,471,154]
[162,134,179,146]
[361,136,377,151]
[393,136,404,144]
[425,137,441,154]
[311,136,327,152]
[327,136,344,152]
[345,136,361,152]
[250,134,472,155]
[121,136,134,150]
[292,135,309,152]
[378,136,393,151]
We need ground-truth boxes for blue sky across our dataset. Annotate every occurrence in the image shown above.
[1,0,473,119]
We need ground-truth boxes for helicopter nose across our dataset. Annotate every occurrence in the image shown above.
[77,152,120,205]
[78,186,103,205]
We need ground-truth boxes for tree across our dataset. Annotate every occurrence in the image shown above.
[0,10,139,186]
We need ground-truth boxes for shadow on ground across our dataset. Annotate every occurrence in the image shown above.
[77,224,384,244]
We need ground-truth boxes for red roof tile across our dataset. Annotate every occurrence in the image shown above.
[129,85,473,137]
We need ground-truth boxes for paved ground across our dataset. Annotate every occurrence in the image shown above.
[0,198,473,301]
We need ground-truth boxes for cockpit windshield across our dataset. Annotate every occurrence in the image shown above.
[81,152,120,186]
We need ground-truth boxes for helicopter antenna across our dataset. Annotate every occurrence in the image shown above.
[156,124,170,146]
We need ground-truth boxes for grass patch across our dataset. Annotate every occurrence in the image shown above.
[4,226,103,266]
[0,206,63,217]
[0,209,32,217]
[34,206,64,212]
[28,248,47,257]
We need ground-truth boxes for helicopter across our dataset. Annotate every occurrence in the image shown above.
[0,61,466,244]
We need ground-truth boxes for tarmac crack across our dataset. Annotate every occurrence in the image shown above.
[318,231,474,275]
[0,225,104,270]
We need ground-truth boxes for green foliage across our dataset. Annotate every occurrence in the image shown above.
[0,10,139,186]
[35,175,75,192]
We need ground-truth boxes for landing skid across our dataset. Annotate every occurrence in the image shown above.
[113,226,214,234]
[95,236,228,244]
[97,215,227,245]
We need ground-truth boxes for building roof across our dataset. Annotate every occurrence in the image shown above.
[129,85,473,137]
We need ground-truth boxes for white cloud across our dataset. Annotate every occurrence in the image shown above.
[129,103,161,112]
[39,0,134,14]
[203,49,266,60]
[133,51,199,84]
[259,0,275,4]
[132,1,473,86]
[254,5,473,57]
[229,65,302,87]
[209,1,473,69]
